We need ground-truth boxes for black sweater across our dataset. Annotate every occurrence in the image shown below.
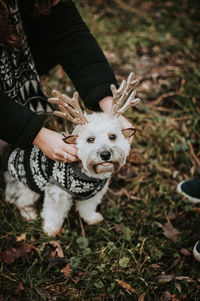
[0,0,118,149]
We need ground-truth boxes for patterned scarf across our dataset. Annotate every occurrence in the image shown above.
[0,0,52,113]
[7,146,108,200]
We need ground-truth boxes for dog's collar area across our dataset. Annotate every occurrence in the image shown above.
[7,146,108,201]
[50,161,108,200]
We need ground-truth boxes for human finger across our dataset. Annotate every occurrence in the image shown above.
[61,151,79,163]
[62,143,78,157]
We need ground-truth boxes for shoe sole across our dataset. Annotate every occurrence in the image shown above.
[177,181,200,204]
[193,241,200,262]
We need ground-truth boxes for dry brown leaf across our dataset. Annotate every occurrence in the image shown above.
[16,233,26,242]
[160,290,173,301]
[175,276,194,282]
[115,279,136,294]
[0,242,35,264]
[14,282,25,295]
[49,240,64,258]
[150,263,161,269]
[171,295,187,301]
[114,223,124,234]
[131,183,140,195]
[179,248,191,256]
[61,263,72,276]
[171,296,181,301]
[162,222,181,243]
[194,207,200,214]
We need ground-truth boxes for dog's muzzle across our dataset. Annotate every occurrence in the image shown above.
[95,161,120,174]
[84,147,126,175]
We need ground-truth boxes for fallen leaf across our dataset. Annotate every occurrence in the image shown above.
[162,222,181,243]
[156,274,174,283]
[14,282,24,295]
[131,183,140,195]
[167,212,177,220]
[115,279,136,294]
[16,233,26,242]
[49,240,64,258]
[194,207,200,213]
[171,295,187,301]
[179,248,191,256]
[175,276,194,282]
[150,263,161,269]
[171,296,181,301]
[61,263,72,276]
[160,290,173,301]
[0,242,35,264]
[175,282,182,293]
[114,223,124,234]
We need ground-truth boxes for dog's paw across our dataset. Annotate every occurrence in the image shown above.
[84,212,104,225]
[19,206,37,221]
[43,223,61,237]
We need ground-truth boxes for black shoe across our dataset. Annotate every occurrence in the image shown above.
[193,240,200,262]
[177,179,200,203]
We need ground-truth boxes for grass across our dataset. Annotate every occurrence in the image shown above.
[1,0,200,300]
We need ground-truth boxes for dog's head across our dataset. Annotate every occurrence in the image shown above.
[48,72,141,178]
[63,112,135,178]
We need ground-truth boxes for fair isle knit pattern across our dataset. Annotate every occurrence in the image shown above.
[7,146,107,200]
[0,0,52,113]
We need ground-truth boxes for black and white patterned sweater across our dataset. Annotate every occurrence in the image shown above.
[7,146,108,201]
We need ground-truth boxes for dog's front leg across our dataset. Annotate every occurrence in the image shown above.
[41,184,73,236]
[76,184,108,225]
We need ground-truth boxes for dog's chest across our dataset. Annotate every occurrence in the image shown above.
[7,146,108,200]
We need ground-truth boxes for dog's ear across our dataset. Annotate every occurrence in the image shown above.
[62,134,77,144]
[122,128,136,139]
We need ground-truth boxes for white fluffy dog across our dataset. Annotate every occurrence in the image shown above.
[4,73,140,236]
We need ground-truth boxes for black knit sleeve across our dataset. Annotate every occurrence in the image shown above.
[32,0,118,111]
[0,91,44,148]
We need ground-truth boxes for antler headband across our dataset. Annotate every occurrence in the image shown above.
[48,72,140,124]
[48,90,88,125]
[110,72,140,117]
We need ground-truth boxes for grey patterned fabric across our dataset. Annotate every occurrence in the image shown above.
[7,146,107,200]
[0,0,52,113]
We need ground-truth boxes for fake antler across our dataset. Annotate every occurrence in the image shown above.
[110,72,140,117]
[48,90,88,125]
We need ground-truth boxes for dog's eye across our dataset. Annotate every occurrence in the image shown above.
[87,137,95,143]
[109,134,117,141]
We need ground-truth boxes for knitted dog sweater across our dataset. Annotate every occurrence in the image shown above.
[7,146,107,200]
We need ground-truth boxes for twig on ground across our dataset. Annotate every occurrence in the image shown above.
[189,142,200,169]
[78,214,85,238]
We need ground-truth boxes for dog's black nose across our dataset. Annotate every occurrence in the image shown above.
[100,151,111,161]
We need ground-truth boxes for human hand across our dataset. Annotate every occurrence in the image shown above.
[99,96,136,143]
[33,127,79,162]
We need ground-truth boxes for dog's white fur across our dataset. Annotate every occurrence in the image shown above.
[5,112,131,236]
